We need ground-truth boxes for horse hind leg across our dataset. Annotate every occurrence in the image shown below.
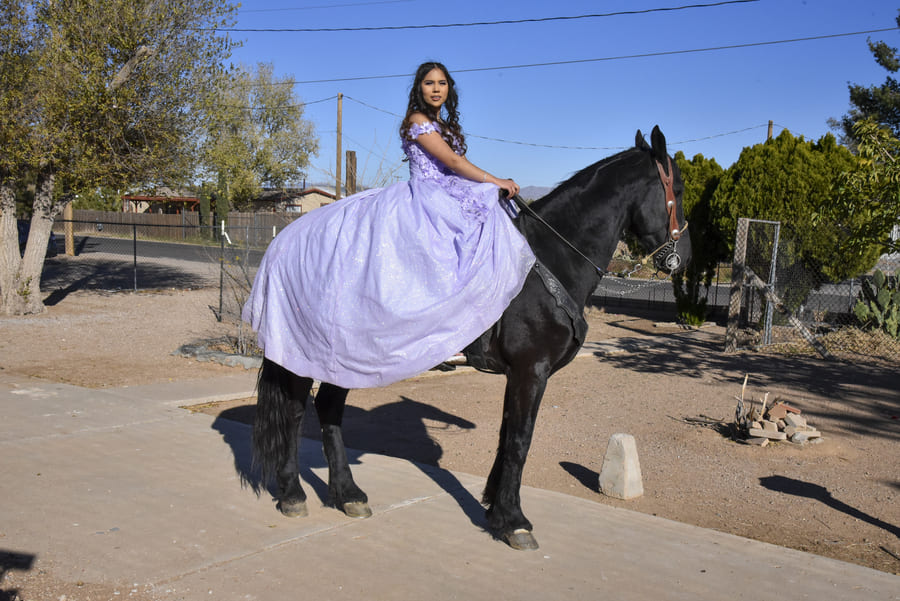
[314,383,372,519]
[252,358,313,517]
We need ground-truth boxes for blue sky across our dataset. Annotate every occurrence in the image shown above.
[227,0,900,189]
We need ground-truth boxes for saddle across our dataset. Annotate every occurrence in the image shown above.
[463,260,588,373]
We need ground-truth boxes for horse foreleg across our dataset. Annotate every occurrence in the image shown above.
[253,358,312,517]
[314,383,372,518]
[484,368,548,550]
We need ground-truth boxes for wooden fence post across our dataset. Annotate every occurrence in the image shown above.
[345,150,357,196]
[64,203,74,256]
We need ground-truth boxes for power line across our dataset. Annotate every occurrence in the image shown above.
[344,95,618,149]
[220,94,338,111]
[344,95,400,117]
[240,0,413,14]
[217,1,759,33]
[342,96,781,151]
[289,27,900,84]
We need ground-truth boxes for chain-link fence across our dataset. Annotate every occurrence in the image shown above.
[724,218,900,362]
[47,212,292,329]
[592,268,732,318]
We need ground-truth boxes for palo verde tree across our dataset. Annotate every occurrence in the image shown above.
[711,130,877,286]
[202,62,319,212]
[822,119,900,257]
[0,0,238,315]
[672,151,727,325]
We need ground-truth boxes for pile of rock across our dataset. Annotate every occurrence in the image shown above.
[744,400,822,446]
[734,384,822,447]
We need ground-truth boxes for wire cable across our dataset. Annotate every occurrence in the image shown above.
[289,27,900,84]
[240,0,413,14]
[342,95,783,151]
[220,1,758,33]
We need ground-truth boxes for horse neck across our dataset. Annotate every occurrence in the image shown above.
[522,151,649,306]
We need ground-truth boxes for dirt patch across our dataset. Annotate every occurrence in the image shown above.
[2,287,898,601]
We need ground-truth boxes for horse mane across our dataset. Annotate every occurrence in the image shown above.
[530,146,646,210]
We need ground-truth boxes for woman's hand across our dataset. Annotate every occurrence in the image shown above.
[494,178,520,198]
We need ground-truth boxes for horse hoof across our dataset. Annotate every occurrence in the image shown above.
[506,528,539,551]
[278,499,308,518]
[342,501,372,519]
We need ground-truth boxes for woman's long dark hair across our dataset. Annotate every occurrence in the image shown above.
[399,61,467,155]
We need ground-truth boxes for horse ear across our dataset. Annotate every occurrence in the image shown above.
[635,130,650,151]
[650,125,667,159]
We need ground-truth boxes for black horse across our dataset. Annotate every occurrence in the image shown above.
[251,126,692,550]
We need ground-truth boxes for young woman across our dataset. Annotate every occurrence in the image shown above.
[242,61,535,388]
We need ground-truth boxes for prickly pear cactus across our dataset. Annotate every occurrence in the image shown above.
[854,269,900,339]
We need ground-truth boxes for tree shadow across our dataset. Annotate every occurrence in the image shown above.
[596,330,900,441]
[0,550,35,601]
[759,475,900,539]
[211,395,487,529]
[40,255,213,304]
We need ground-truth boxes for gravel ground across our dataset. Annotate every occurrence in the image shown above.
[1,274,898,599]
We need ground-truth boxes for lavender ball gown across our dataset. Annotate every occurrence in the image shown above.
[242,121,536,388]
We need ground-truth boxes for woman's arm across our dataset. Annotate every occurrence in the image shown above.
[408,113,520,198]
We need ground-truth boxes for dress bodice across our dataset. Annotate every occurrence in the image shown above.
[402,121,460,183]
[402,121,490,223]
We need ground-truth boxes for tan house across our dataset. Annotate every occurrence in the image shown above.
[252,187,336,213]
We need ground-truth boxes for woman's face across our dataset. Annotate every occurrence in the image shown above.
[420,67,449,112]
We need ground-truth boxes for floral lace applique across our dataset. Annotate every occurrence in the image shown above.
[407,121,440,139]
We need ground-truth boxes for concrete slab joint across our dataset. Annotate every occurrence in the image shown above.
[599,432,644,500]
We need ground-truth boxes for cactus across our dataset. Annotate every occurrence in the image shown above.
[854,269,900,339]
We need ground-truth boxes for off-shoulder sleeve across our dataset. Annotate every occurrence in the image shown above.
[408,121,440,140]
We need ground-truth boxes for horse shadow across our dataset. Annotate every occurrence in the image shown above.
[211,396,487,528]
[759,475,900,539]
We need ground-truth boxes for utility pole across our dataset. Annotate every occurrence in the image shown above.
[335,93,343,200]
[767,120,773,140]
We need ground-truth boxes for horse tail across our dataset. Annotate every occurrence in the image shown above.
[251,358,299,486]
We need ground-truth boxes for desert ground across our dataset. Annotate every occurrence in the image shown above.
[1,258,898,598]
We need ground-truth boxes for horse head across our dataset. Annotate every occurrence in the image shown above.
[631,125,692,275]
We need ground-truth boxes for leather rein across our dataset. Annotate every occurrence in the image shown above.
[510,156,688,277]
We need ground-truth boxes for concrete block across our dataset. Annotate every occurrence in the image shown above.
[791,430,821,444]
[784,413,807,428]
[748,428,787,440]
[599,433,644,500]
[745,437,769,447]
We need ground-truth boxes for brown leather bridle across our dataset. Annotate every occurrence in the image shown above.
[650,157,689,273]
[655,156,687,242]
